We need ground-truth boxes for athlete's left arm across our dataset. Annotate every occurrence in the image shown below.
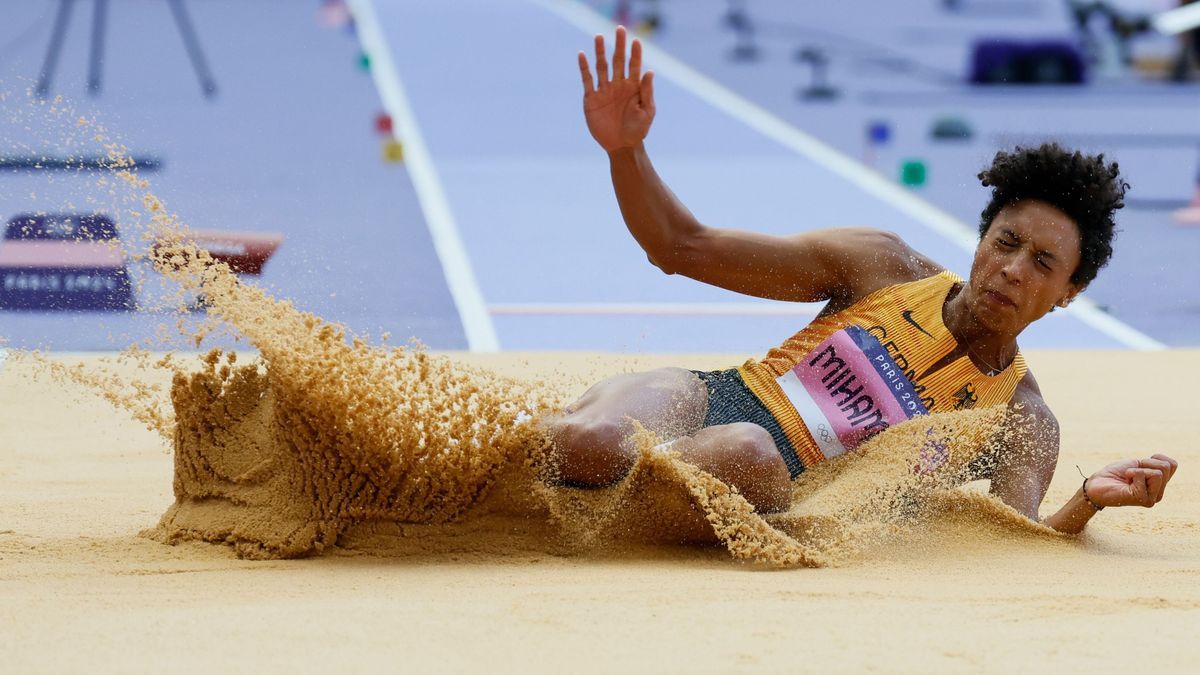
[983,375,1059,523]
[985,373,1179,535]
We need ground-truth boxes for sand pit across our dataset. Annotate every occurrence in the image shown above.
[1,91,1196,672]
[1,349,1198,672]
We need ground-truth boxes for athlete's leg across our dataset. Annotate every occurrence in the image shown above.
[540,367,708,486]
[542,369,792,513]
[664,422,792,513]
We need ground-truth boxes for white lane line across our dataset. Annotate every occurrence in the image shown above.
[534,0,978,247]
[347,0,500,352]
[533,0,1166,351]
[490,302,822,316]
[1063,301,1166,350]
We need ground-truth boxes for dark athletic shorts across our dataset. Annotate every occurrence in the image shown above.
[689,368,806,479]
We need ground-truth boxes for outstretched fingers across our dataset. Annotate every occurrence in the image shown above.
[629,36,642,80]
[594,34,609,88]
[577,51,595,93]
[588,27,646,91]
[612,25,627,81]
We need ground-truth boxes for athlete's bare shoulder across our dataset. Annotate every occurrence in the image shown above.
[1011,369,1049,415]
[818,228,945,315]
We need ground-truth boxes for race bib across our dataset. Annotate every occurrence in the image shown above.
[775,325,928,461]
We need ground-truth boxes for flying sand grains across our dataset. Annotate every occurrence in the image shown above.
[7,95,1069,566]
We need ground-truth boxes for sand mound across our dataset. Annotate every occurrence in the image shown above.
[137,335,1029,567]
[147,346,557,559]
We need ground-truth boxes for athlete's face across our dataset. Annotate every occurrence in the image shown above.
[967,199,1083,335]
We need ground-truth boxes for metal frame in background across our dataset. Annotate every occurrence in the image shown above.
[35,0,217,100]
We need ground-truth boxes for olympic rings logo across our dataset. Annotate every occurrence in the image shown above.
[816,424,834,444]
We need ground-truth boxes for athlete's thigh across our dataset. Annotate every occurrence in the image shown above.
[560,366,708,440]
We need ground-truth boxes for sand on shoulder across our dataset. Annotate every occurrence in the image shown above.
[1,349,1197,673]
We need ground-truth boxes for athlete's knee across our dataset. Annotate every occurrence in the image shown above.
[739,424,790,477]
[558,416,627,451]
[694,423,791,512]
[548,416,634,487]
[697,422,774,469]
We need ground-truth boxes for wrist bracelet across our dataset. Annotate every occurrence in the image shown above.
[1081,477,1104,512]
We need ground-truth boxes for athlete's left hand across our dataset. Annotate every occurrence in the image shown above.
[1086,454,1178,508]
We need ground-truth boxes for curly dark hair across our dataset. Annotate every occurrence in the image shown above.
[977,143,1128,287]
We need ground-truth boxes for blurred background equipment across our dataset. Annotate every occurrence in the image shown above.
[382,138,405,162]
[0,213,133,311]
[318,0,353,29]
[35,0,217,99]
[637,0,663,33]
[374,112,393,135]
[373,111,403,161]
[863,119,891,168]
[167,230,285,276]
[930,115,974,141]
[969,38,1087,83]
[0,154,161,171]
[900,159,928,188]
[1068,1,1153,77]
[1151,0,1200,80]
[724,0,761,61]
[794,46,838,100]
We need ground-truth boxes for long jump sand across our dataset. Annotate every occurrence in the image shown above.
[1,349,1197,673]
[2,95,1196,672]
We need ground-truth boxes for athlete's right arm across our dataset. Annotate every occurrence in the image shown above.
[580,28,930,305]
[608,148,925,302]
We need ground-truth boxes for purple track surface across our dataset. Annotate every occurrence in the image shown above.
[0,0,463,351]
[1,0,1197,353]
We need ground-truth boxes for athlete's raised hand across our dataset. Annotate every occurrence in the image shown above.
[1086,454,1179,508]
[578,25,656,153]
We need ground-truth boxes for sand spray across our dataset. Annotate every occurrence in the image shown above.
[3,92,1066,567]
